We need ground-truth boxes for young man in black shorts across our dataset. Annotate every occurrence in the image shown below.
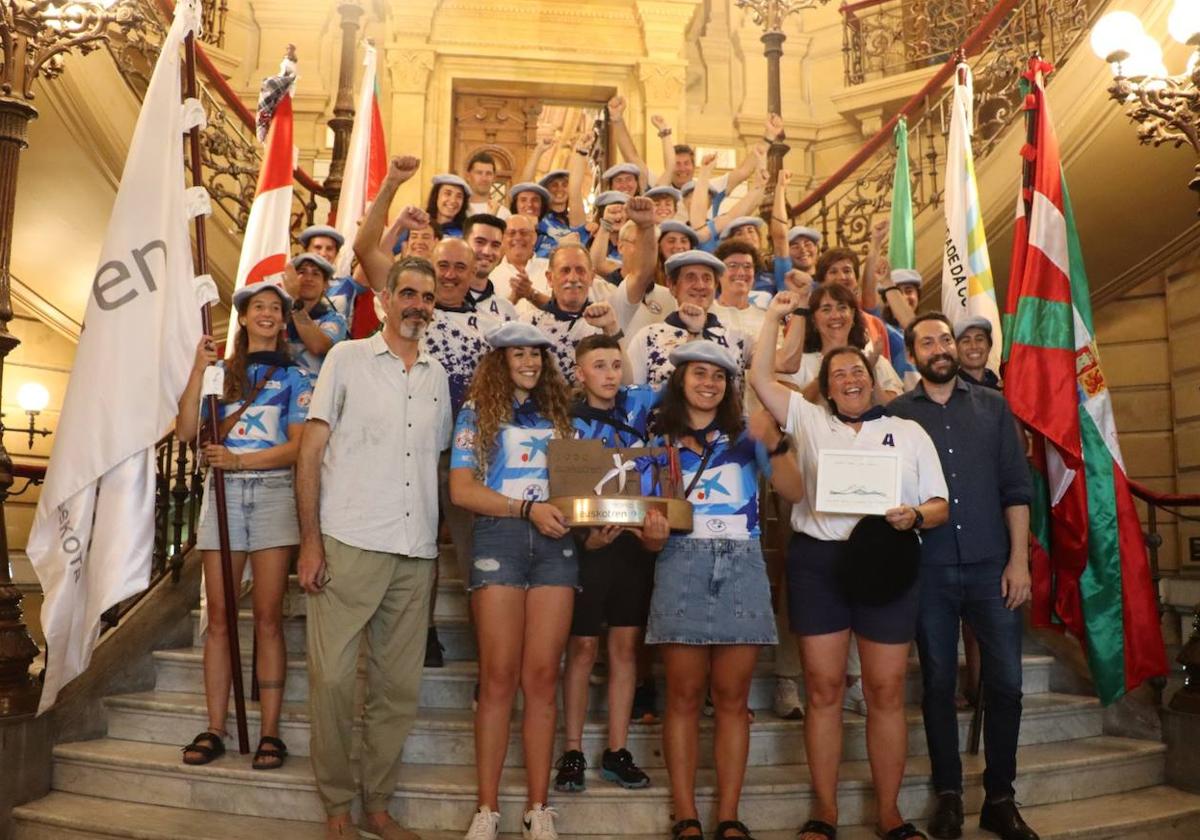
[555,334,661,793]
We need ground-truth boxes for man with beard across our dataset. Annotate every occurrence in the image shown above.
[296,255,448,840]
[887,313,1037,840]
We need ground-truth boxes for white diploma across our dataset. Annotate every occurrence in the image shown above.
[814,448,902,516]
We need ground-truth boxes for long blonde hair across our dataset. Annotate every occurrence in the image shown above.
[465,347,574,476]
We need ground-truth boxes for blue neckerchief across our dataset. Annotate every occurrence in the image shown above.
[832,403,889,424]
[544,298,590,323]
[665,310,721,339]
[571,396,641,441]
[513,397,541,426]
[468,281,496,305]
[246,351,293,369]
[436,299,475,314]
[684,418,722,448]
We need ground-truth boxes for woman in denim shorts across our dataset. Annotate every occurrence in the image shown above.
[646,341,804,840]
[449,322,577,840]
[175,282,312,771]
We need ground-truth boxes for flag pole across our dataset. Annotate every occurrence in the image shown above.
[183,29,250,756]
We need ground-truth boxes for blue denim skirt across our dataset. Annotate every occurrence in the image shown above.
[645,537,777,646]
[197,470,299,553]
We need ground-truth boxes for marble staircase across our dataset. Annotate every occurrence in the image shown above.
[13,550,1200,839]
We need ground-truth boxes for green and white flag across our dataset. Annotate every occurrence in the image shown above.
[889,117,914,270]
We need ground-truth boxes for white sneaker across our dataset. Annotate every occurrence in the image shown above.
[522,803,560,840]
[464,806,500,840]
[843,677,867,716]
[773,676,805,720]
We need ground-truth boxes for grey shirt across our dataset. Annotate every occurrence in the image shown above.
[888,378,1031,566]
[306,332,452,558]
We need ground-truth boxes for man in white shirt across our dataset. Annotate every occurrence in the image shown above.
[490,214,549,314]
[608,197,677,339]
[296,255,450,840]
[463,214,518,323]
[464,151,511,219]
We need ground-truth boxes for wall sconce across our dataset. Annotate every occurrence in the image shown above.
[2,383,54,450]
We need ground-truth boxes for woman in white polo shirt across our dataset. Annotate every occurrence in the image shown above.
[750,292,949,840]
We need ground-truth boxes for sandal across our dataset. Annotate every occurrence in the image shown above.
[181,730,225,765]
[875,823,926,840]
[671,818,703,840]
[798,819,838,839]
[714,820,754,839]
[252,735,288,770]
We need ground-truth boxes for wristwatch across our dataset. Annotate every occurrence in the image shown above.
[911,507,925,530]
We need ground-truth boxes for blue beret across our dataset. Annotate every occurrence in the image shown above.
[668,340,740,375]
[787,226,822,245]
[658,220,700,247]
[508,182,552,204]
[432,174,471,193]
[664,249,726,278]
[298,225,344,248]
[233,281,292,312]
[291,253,335,277]
[484,321,552,349]
[644,185,683,202]
[719,216,766,240]
[538,169,569,187]
[954,315,994,340]
[891,268,923,288]
[602,162,641,181]
[594,190,629,208]
[679,179,719,196]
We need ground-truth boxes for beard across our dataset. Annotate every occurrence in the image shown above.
[396,309,431,340]
[917,352,960,384]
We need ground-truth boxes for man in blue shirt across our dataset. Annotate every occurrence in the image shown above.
[888,313,1037,840]
[284,253,348,376]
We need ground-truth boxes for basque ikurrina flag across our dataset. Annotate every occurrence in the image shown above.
[942,62,1002,371]
[1003,57,1166,705]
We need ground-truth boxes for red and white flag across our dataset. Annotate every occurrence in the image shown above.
[333,41,387,277]
[227,62,296,353]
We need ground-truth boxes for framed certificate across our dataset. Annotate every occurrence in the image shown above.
[814,448,902,516]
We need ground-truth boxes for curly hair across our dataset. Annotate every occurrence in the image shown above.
[803,282,869,353]
[465,347,574,477]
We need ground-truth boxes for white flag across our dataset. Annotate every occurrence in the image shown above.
[941,63,1003,370]
[27,0,205,714]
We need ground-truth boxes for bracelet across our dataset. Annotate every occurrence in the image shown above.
[792,306,811,317]
[658,128,672,138]
[878,285,899,296]
[600,220,614,233]
[576,148,589,157]
[521,500,534,520]
[768,436,790,457]
[610,329,625,341]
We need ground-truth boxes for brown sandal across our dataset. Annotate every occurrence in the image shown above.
[252,735,288,770]
[181,730,226,765]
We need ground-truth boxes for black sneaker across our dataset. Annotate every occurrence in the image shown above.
[631,680,659,723]
[600,747,650,789]
[424,626,444,668]
[554,749,587,793]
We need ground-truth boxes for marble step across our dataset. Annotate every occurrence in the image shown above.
[47,736,1165,833]
[104,689,1102,765]
[15,787,1200,839]
[152,648,1054,709]
[191,611,479,662]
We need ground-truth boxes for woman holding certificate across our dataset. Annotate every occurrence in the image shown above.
[750,293,950,840]
[646,340,805,840]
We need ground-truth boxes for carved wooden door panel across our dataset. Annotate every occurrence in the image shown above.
[452,93,543,206]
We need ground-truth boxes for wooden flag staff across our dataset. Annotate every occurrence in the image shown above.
[182,27,250,756]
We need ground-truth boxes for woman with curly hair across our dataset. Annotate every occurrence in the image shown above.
[450,322,578,840]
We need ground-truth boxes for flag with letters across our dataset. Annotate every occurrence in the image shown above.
[26,0,205,714]
[941,62,1002,370]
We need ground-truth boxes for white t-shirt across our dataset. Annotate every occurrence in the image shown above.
[785,392,947,541]
[710,294,771,345]
[784,351,904,396]
[490,257,549,317]
[468,199,510,220]
[609,277,676,337]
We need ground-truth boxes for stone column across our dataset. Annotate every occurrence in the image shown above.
[635,0,703,174]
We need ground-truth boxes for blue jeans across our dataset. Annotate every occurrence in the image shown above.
[916,561,1023,800]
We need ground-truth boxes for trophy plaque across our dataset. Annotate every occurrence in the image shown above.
[547,439,693,531]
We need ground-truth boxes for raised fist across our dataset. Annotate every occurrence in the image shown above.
[390,155,420,183]
[651,115,669,131]
[700,151,718,168]
[677,303,707,334]
[397,205,430,231]
[583,302,618,334]
[765,113,785,141]
[777,168,792,187]
[768,291,797,321]
[625,195,656,228]
[607,96,627,120]
[783,270,812,303]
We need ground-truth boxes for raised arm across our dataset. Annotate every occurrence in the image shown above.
[607,96,649,192]
[521,134,556,183]
[689,152,717,229]
[750,292,802,426]
[711,170,767,235]
[776,271,811,373]
[724,115,778,193]
[651,115,675,187]
[769,168,791,257]
[862,217,889,313]
[589,209,621,276]
[623,196,658,305]
[567,131,594,227]
[176,336,218,442]
[354,155,420,291]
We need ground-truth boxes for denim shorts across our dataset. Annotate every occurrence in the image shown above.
[468,515,578,591]
[196,470,299,553]
[646,537,777,646]
[787,532,919,644]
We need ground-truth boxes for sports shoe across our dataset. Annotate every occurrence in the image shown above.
[424,626,445,668]
[522,803,560,840]
[464,806,500,840]
[631,679,659,723]
[601,747,650,789]
[843,677,867,716]
[773,676,805,720]
[554,749,587,792]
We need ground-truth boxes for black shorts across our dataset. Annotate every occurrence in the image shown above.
[570,532,656,637]
[786,532,919,644]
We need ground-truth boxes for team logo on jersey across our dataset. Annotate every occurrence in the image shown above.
[522,484,543,500]
[454,427,476,453]
[297,392,311,407]
[263,380,282,390]
[694,474,729,501]
[705,519,727,533]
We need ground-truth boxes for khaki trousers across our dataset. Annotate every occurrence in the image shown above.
[307,536,434,816]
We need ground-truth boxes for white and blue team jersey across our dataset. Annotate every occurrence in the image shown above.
[201,359,313,459]
[286,303,348,377]
[652,429,771,541]
[422,304,492,415]
[451,399,556,501]
[626,311,751,390]
[525,302,603,386]
[467,282,519,323]
[571,386,660,448]
[326,276,366,325]
[539,213,589,257]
